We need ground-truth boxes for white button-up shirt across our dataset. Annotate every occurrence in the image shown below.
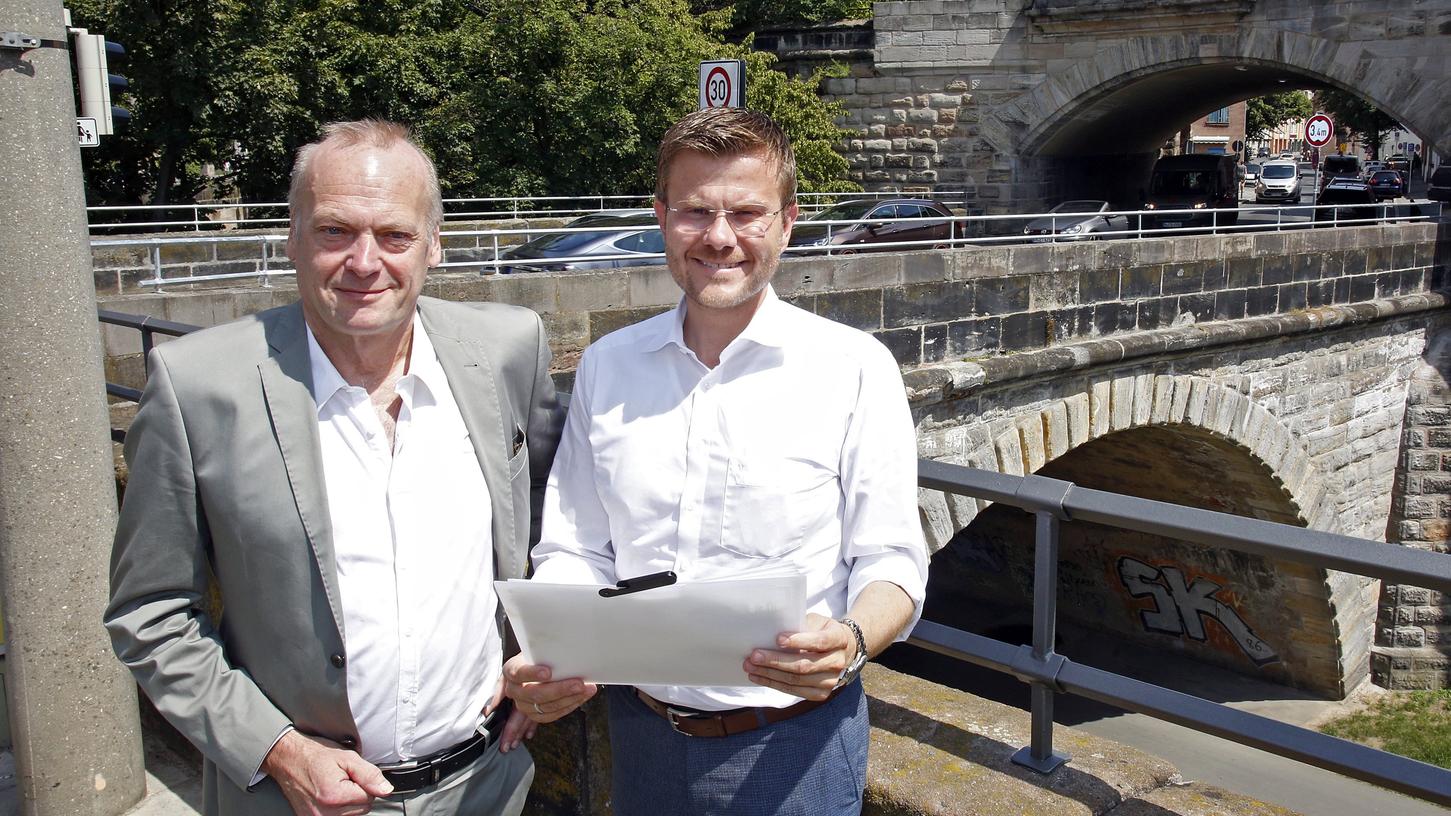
[533,288,927,711]
[309,315,499,764]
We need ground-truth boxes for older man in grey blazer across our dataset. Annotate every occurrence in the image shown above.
[105,120,562,816]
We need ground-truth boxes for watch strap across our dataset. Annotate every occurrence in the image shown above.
[835,617,869,689]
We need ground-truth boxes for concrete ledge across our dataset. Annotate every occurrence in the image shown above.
[903,292,1451,406]
[863,664,1301,816]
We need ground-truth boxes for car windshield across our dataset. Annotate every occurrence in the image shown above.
[1051,200,1106,214]
[808,201,879,222]
[1323,157,1359,174]
[515,215,655,253]
[1246,164,1260,174]
[1432,168,1451,184]
[1151,170,1212,195]
[1261,164,1296,179]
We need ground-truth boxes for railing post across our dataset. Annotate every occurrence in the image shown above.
[150,242,163,285]
[491,233,500,276]
[1010,475,1073,774]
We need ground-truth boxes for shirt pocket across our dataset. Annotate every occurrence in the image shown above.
[719,455,837,560]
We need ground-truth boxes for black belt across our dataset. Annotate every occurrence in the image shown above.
[376,700,509,794]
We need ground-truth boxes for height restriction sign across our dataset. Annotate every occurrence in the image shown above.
[1305,113,1334,148]
[699,59,745,110]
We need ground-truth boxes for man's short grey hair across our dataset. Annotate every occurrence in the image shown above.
[287,119,444,232]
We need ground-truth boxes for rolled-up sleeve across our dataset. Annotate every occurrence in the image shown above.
[838,343,929,639]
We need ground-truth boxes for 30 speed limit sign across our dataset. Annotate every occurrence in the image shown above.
[699,59,745,109]
[1304,113,1334,148]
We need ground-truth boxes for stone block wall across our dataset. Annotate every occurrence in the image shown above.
[1375,314,1451,689]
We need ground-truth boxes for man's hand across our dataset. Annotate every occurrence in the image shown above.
[744,613,856,701]
[502,654,597,731]
[261,730,392,816]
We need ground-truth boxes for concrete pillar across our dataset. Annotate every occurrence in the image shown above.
[0,0,146,813]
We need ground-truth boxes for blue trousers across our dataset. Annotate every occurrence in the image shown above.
[605,681,868,816]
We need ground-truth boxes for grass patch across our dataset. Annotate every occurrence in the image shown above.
[1319,689,1451,769]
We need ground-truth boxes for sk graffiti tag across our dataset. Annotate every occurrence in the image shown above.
[1116,557,1279,666]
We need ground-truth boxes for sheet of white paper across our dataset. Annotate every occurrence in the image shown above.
[494,574,806,687]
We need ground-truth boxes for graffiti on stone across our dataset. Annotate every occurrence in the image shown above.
[1116,556,1279,666]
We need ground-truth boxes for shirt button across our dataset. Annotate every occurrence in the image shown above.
[330,653,346,669]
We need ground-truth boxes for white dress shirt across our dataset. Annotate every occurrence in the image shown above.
[309,314,499,764]
[532,287,928,711]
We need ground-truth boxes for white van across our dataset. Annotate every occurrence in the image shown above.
[1255,160,1302,203]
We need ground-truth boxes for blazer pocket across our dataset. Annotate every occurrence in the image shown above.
[507,423,529,480]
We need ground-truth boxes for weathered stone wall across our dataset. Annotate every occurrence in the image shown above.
[1375,318,1451,689]
[799,0,1451,211]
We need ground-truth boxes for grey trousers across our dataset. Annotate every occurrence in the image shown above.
[372,741,534,816]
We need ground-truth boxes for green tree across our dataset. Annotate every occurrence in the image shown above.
[72,0,857,209]
[1312,88,1399,158]
[725,0,871,28]
[1244,91,1312,143]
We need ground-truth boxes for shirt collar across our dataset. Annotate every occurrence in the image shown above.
[638,285,790,354]
[306,311,443,411]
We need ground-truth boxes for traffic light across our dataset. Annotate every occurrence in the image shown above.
[69,27,128,136]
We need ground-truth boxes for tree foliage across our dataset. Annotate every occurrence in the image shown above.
[69,0,857,209]
[1244,91,1312,142]
[1312,88,1399,158]
[724,0,872,28]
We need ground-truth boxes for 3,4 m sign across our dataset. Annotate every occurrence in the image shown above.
[1304,113,1334,148]
[698,59,745,110]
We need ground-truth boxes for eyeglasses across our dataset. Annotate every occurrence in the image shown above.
[664,206,785,236]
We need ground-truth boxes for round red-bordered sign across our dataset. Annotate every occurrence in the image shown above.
[704,66,732,108]
[1305,113,1334,148]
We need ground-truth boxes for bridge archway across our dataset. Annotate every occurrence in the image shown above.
[980,29,1451,208]
[919,375,1373,697]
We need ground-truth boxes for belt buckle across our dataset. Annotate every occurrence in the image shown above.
[664,705,708,736]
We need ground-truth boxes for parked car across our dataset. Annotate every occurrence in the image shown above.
[1314,180,1379,227]
[1255,160,1302,204]
[497,211,663,273]
[1366,169,1406,201]
[1385,155,1411,175]
[787,198,956,254]
[1021,200,1126,242]
[1427,165,1451,203]
[1363,160,1384,176]
[1142,153,1240,229]
[1243,162,1261,184]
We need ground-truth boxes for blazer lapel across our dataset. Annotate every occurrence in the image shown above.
[420,302,520,580]
[257,304,346,637]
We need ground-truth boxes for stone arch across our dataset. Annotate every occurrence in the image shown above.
[918,372,1372,696]
[989,30,1451,158]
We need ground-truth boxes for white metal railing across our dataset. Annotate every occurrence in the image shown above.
[90,201,1443,288]
[85,191,974,233]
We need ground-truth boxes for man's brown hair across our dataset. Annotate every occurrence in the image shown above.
[654,108,797,206]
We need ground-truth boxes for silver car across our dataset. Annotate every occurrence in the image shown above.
[497,212,663,274]
[1022,200,1126,242]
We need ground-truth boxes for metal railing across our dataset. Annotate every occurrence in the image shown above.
[913,458,1451,807]
[85,191,974,233]
[98,309,1451,804]
[91,199,1444,288]
[100,311,197,442]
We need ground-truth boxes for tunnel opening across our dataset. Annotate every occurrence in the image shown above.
[884,424,1349,707]
[1012,58,1436,210]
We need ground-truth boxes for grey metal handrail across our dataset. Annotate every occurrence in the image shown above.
[914,458,1451,806]
[99,311,198,424]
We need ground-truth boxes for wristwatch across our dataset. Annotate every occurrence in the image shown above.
[834,617,869,689]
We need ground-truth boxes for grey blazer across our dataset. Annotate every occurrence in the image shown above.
[104,297,563,815]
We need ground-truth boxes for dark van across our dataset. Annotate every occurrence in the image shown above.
[1320,154,1361,186]
[1142,154,1239,230]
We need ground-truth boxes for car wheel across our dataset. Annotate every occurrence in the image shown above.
[931,242,950,250]
[836,248,858,256]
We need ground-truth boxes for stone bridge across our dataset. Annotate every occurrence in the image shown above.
[759,0,1451,211]
[98,220,1451,695]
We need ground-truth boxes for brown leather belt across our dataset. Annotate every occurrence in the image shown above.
[634,686,843,738]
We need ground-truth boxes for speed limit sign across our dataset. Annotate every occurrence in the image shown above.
[1305,113,1334,148]
[699,59,745,109]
